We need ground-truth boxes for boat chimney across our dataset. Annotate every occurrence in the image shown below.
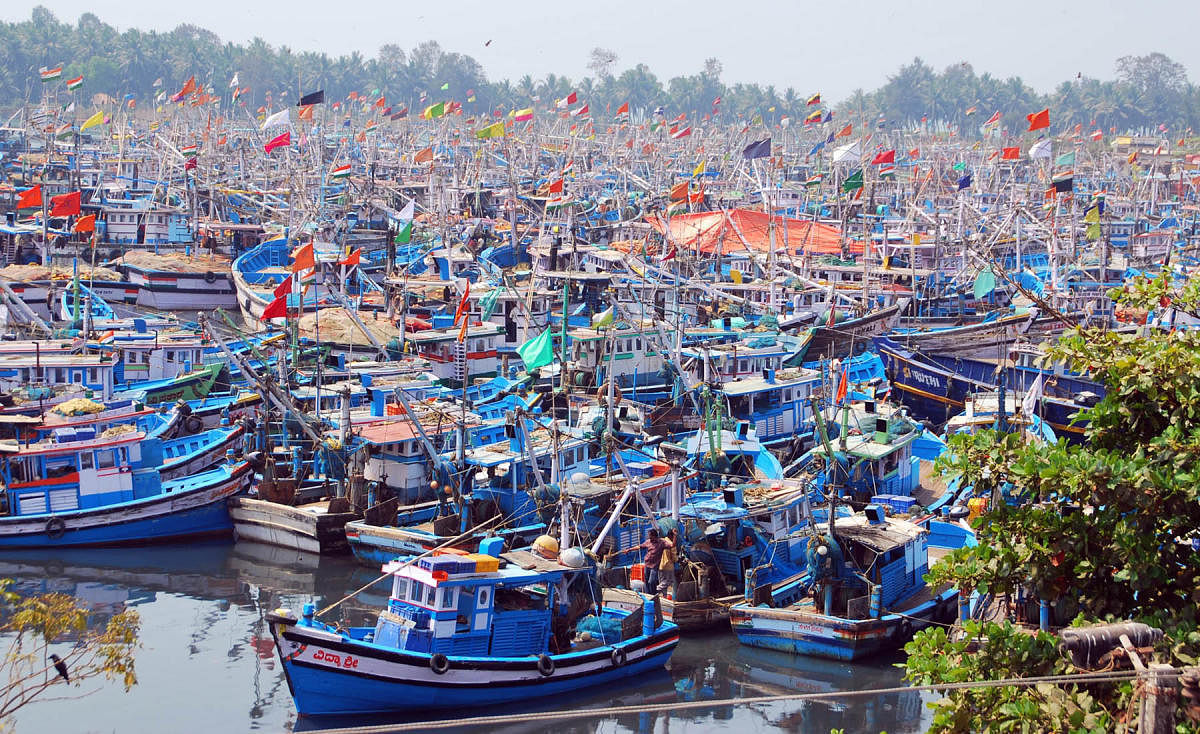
[865,400,876,414]
[370,389,385,418]
[874,417,889,444]
[764,368,775,384]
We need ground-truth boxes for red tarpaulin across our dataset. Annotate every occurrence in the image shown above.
[649,209,856,256]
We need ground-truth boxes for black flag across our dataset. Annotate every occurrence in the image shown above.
[742,138,771,160]
[297,89,324,106]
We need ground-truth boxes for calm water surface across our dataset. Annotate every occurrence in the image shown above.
[3,541,931,733]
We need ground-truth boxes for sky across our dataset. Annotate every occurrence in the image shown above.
[6,0,1200,101]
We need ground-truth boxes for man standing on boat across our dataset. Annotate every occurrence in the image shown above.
[640,527,667,595]
[659,528,679,598]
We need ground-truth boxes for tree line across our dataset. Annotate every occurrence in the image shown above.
[1,7,1198,135]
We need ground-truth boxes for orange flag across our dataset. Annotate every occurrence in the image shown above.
[337,248,361,267]
[457,314,470,343]
[836,123,852,138]
[16,185,41,209]
[1026,108,1050,131]
[292,242,315,273]
[297,104,314,121]
[669,181,689,201]
[414,147,434,164]
[73,214,96,233]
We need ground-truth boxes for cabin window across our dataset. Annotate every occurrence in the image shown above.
[394,577,409,599]
[88,368,99,382]
[79,452,93,471]
[425,584,437,606]
[45,455,77,479]
[441,587,458,610]
[96,450,116,469]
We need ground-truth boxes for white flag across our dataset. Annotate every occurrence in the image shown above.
[261,108,290,131]
[229,72,239,89]
[832,140,861,165]
[1022,373,1043,416]
[1028,139,1052,160]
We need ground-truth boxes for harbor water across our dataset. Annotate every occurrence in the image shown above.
[2,540,931,733]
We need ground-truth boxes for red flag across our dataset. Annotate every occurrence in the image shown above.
[414,147,434,164]
[835,365,848,404]
[1026,108,1049,131]
[454,281,471,326]
[264,131,290,153]
[871,149,895,165]
[457,313,470,343]
[338,248,361,267]
[908,147,919,158]
[260,294,288,321]
[669,181,689,201]
[616,102,629,117]
[273,275,293,299]
[73,214,95,233]
[49,191,81,216]
[1001,147,1021,160]
[984,110,1001,126]
[16,185,41,209]
[184,157,198,171]
[662,245,676,262]
[547,178,564,194]
[836,124,852,138]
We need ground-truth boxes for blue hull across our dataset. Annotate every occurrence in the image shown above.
[0,499,233,548]
[283,646,673,716]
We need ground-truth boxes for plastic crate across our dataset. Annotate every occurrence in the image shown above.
[466,553,498,573]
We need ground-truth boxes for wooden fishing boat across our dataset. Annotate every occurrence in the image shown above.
[796,299,909,361]
[728,509,968,661]
[266,544,679,716]
[0,426,252,547]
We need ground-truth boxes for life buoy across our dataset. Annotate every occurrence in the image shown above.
[45,517,67,539]
[204,271,218,284]
[610,647,627,667]
[429,653,450,675]
[184,415,204,434]
[536,654,555,677]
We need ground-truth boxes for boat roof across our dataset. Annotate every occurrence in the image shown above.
[719,368,820,395]
[822,514,925,552]
[384,549,579,586]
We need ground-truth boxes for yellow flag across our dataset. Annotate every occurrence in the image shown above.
[80,110,105,131]
[1083,206,1100,223]
[912,233,922,246]
[475,121,505,140]
[692,160,706,177]
[731,269,743,284]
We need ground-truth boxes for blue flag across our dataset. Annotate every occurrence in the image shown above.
[742,138,771,159]
[957,173,972,190]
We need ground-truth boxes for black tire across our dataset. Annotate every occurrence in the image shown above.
[897,619,914,641]
[204,271,218,284]
[429,653,450,675]
[536,654,555,677]
[45,517,66,539]
[184,415,204,434]
[610,647,627,667]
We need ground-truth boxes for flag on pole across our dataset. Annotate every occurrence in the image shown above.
[80,110,105,131]
[984,110,1002,126]
[50,191,81,217]
[66,75,83,91]
[453,281,471,325]
[298,90,324,106]
[338,248,362,267]
[330,163,351,179]
[1021,373,1043,416]
[291,242,315,272]
[73,214,95,233]
[516,329,555,371]
[835,364,849,404]
[273,275,293,299]
[260,294,288,322]
[513,108,534,122]
[16,186,41,209]
[806,92,821,106]
[742,138,771,159]
[39,66,63,83]
[264,131,290,153]
[394,200,415,243]
[261,108,290,130]
[1026,108,1050,131]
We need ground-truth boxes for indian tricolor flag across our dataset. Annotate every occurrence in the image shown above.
[180,144,199,158]
[330,163,351,179]
[66,75,83,91]
[40,66,63,83]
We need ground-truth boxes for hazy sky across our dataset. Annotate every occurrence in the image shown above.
[7,1,1200,101]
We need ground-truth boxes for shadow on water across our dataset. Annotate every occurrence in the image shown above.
[1,542,928,734]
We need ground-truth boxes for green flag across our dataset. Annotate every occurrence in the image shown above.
[973,269,996,300]
[842,169,863,193]
[440,82,450,91]
[952,161,966,172]
[1055,151,1076,167]
[517,328,555,371]
[590,307,614,328]
[1086,222,1102,241]
[479,288,500,319]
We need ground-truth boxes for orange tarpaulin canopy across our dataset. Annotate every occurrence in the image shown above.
[649,209,857,256]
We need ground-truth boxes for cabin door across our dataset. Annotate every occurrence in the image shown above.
[149,349,167,380]
[473,586,492,632]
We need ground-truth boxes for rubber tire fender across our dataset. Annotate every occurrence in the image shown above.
[204,271,218,284]
[45,517,67,539]
[536,654,555,677]
[610,646,627,667]
[429,653,450,675]
[184,415,204,434]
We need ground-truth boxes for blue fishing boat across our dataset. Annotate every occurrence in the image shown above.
[0,425,252,547]
[266,541,678,716]
[728,508,972,661]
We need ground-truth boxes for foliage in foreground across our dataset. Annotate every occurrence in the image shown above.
[904,274,1200,732]
[0,578,141,725]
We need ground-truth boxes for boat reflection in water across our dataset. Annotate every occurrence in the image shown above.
[1,541,927,733]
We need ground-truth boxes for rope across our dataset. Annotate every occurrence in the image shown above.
[304,667,1197,733]
[315,510,508,618]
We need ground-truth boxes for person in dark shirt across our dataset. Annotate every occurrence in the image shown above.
[640,527,666,595]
